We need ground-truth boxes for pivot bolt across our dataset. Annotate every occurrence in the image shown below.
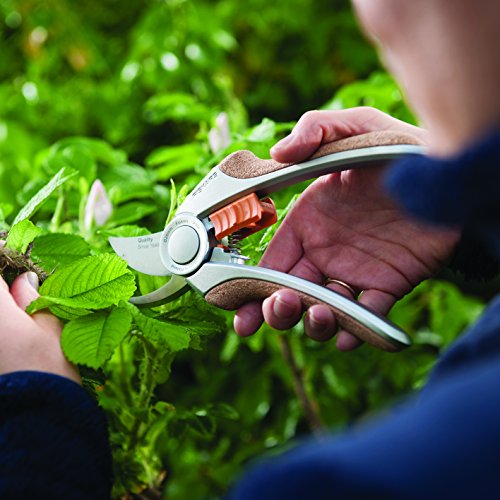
[167,225,200,265]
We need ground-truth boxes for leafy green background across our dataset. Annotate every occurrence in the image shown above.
[0,1,490,498]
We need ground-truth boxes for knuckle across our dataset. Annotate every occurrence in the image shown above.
[297,110,323,127]
[352,105,383,119]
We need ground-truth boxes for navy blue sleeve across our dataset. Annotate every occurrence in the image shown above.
[384,130,500,256]
[230,346,500,499]
[0,371,112,499]
[230,132,500,499]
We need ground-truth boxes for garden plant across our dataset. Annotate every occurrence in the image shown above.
[0,1,488,497]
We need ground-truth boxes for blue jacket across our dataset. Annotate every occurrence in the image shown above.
[0,372,111,498]
[230,131,500,499]
[1,132,499,499]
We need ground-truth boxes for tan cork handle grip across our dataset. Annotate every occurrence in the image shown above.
[205,279,406,352]
[203,131,422,351]
[218,130,424,179]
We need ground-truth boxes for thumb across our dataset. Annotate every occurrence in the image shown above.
[270,130,320,164]
[10,272,62,333]
[270,107,428,164]
[10,271,40,310]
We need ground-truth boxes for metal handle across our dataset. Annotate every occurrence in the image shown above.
[187,262,411,352]
[178,131,424,218]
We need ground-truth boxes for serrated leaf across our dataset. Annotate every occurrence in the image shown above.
[124,303,191,353]
[12,167,77,226]
[31,233,91,271]
[159,296,228,337]
[137,314,191,353]
[48,304,94,321]
[27,254,136,313]
[159,312,226,337]
[5,219,42,253]
[62,308,132,368]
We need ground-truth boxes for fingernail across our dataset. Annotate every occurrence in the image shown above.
[272,295,294,319]
[271,134,295,153]
[308,309,329,331]
[26,272,39,290]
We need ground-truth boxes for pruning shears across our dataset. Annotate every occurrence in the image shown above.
[109,131,424,352]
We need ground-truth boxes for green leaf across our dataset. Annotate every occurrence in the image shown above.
[27,254,136,313]
[31,233,91,271]
[245,118,276,143]
[145,143,202,181]
[0,202,13,231]
[186,414,216,438]
[154,157,199,181]
[169,411,216,439]
[145,143,202,168]
[101,225,151,238]
[12,167,77,226]
[0,202,13,220]
[47,305,94,321]
[62,308,132,368]
[101,164,155,204]
[44,146,97,183]
[5,219,42,253]
[125,304,191,353]
[428,281,484,346]
[107,202,157,226]
[159,304,227,337]
[206,402,239,420]
[138,314,191,353]
[42,137,127,175]
[138,273,169,297]
[144,93,212,124]
[55,137,127,166]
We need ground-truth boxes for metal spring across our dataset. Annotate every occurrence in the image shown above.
[227,231,243,255]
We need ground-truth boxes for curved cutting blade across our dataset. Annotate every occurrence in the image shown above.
[109,232,170,276]
[130,274,190,307]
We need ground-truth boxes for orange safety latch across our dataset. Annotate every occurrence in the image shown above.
[209,193,277,240]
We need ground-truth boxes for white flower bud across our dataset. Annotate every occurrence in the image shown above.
[208,112,231,154]
[84,179,112,230]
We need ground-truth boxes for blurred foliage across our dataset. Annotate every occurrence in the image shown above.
[0,1,488,499]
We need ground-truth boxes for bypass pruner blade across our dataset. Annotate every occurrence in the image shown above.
[109,130,425,352]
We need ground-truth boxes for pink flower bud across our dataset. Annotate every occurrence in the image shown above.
[84,180,112,229]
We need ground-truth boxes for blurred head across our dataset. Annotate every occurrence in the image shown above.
[351,0,500,155]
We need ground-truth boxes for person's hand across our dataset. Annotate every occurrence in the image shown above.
[234,107,460,350]
[0,265,80,383]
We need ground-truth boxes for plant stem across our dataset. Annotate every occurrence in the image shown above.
[128,338,157,451]
[278,335,325,436]
[50,191,65,232]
